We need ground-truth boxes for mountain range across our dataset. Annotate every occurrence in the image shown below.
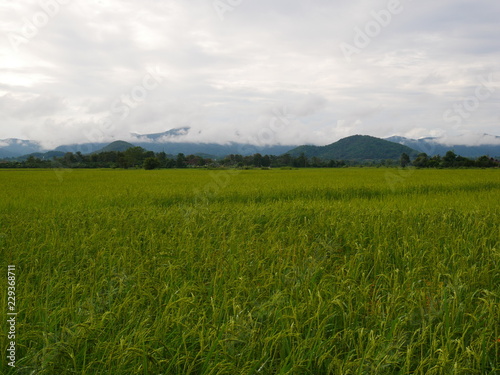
[0,138,45,159]
[1,128,499,160]
[384,135,500,158]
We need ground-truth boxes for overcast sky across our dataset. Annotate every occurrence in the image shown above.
[1,0,499,148]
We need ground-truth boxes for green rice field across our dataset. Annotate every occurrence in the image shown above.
[1,168,499,374]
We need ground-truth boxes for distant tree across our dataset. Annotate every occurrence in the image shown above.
[476,155,495,168]
[224,154,243,166]
[26,155,37,164]
[455,155,473,167]
[261,155,271,167]
[185,154,199,167]
[327,160,338,168]
[400,153,410,168]
[156,152,168,167]
[310,156,322,168]
[124,147,147,167]
[143,157,160,170]
[63,152,77,165]
[294,153,308,168]
[243,155,253,166]
[165,158,175,168]
[197,157,207,167]
[176,153,186,168]
[253,153,263,167]
[25,155,46,168]
[428,155,441,168]
[443,151,457,167]
[262,155,271,167]
[281,153,293,167]
[413,153,429,168]
[384,159,395,167]
[117,153,129,169]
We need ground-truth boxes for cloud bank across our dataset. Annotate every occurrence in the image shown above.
[1,0,499,149]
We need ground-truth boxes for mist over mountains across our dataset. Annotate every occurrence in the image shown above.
[1,127,499,160]
[0,138,44,159]
[385,135,500,158]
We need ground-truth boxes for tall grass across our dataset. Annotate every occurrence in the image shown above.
[1,168,499,374]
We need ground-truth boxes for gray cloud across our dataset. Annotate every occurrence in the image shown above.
[0,0,499,147]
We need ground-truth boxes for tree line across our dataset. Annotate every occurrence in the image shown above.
[400,151,499,168]
[0,147,498,169]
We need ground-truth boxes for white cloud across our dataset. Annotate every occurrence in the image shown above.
[435,133,500,147]
[0,0,499,147]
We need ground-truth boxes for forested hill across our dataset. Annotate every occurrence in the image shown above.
[93,141,135,153]
[287,135,419,160]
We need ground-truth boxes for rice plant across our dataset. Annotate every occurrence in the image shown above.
[1,168,499,374]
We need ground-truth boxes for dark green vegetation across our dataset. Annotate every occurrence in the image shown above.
[93,140,135,153]
[1,169,499,374]
[287,135,419,161]
[412,151,499,168]
[1,146,498,170]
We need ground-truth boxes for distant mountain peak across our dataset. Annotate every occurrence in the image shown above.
[93,140,135,153]
[287,135,418,160]
[131,127,190,141]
